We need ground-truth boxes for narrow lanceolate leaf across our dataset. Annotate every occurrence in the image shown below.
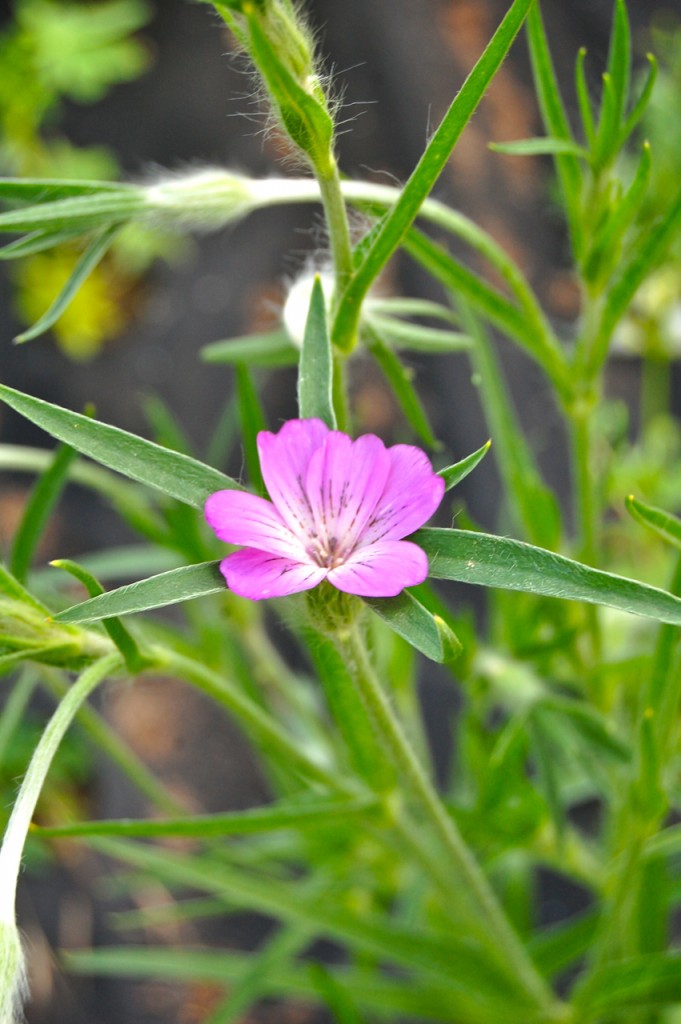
[439,441,491,492]
[525,4,584,261]
[332,0,534,351]
[489,138,588,159]
[586,953,681,1014]
[0,178,132,202]
[0,384,239,507]
[626,496,681,550]
[10,442,78,582]
[0,190,145,233]
[36,795,379,840]
[15,226,120,343]
[0,227,86,260]
[416,528,681,625]
[366,590,462,664]
[236,365,267,494]
[297,277,336,428]
[201,330,298,367]
[54,562,225,624]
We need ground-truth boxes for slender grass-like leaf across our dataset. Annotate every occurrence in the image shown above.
[460,302,560,548]
[64,945,485,1022]
[365,327,438,448]
[585,953,681,1014]
[583,142,652,285]
[201,330,298,367]
[489,138,588,159]
[365,314,471,353]
[38,795,379,840]
[54,562,225,624]
[332,0,534,351]
[619,54,657,144]
[416,527,681,625]
[528,911,599,978]
[366,591,461,664]
[526,4,584,261]
[9,442,78,582]
[0,227,86,260]
[235,365,267,494]
[0,384,239,507]
[439,440,491,492]
[575,49,595,147]
[605,0,632,141]
[0,178,131,202]
[15,226,120,343]
[585,182,681,377]
[79,836,536,1017]
[626,495,681,550]
[297,276,336,429]
[0,190,145,232]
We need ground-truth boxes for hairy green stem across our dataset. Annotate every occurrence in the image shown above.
[339,622,564,1018]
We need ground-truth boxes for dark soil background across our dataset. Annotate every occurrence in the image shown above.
[0,1,675,1021]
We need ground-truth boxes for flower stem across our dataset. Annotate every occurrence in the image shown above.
[316,160,354,302]
[340,622,563,1017]
[0,652,120,1024]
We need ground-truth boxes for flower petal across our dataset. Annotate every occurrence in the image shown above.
[220,548,327,600]
[363,444,445,543]
[257,419,330,542]
[205,490,305,559]
[327,539,429,597]
[304,432,391,555]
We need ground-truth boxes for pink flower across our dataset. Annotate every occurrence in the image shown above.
[205,419,444,601]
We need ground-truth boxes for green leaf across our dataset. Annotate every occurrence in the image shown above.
[416,527,681,625]
[201,330,298,367]
[37,794,379,840]
[604,0,632,144]
[297,276,336,428]
[619,54,657,144]
[365,327,438,448]
[575,49,595,147]
[77,836,534,1016]
[332,0,534,351]
[0,227,86,260]
[525,4,584,260]
[439,440,491,492]
[365,590,462,664]
[586,953,681,1014]
[54,561,225,624]
[489,138,588,159]
[235,365,267,494]
[626,495,681,550]
[9,441,78,582]
[459,302,560,548]
[365,314,471,354]
[0,178,130,202]
[583,142,652,285]
[15,225,120,343]
[0,384,239,507]
[537,696,630,763]
[0,189,144,233]
[585,181,681,377]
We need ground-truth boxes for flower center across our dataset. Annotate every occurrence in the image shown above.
[308,535,348,569]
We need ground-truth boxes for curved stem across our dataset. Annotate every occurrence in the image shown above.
[339,622,564,1018]
[0,651,122,924]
